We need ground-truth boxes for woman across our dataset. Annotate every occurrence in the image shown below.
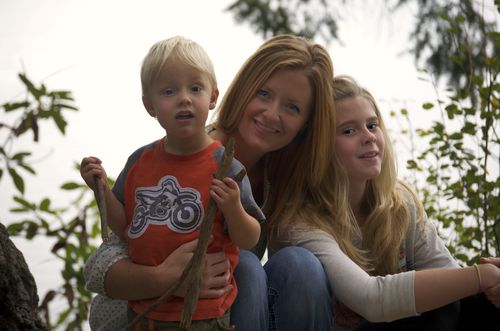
[84,34,336,331]
[270,75,500,331]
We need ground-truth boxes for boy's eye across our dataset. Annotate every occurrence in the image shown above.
[162,88,174,96]
[191,85,203,93]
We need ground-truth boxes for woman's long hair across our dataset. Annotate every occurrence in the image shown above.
[212,34,337,240]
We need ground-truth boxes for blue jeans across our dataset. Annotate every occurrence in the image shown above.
[231,247,332,331]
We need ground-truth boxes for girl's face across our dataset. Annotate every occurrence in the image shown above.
[335,96,385,185]
[237,69,313,154]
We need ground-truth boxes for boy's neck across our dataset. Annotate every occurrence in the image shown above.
[164,133,213,155]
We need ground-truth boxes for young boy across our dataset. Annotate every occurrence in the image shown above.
[80,36,264,330]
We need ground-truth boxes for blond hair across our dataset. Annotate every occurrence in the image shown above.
[140,36,217,96]
[212,34,336,238]
[330,75,425,274]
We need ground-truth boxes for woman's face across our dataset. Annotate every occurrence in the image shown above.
[237,69,313,154]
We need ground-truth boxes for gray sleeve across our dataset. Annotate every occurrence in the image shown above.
[412,217,460,269]
[237,170,265,222]
[285,226,418,322]
[404,195,460,270]
[83,233,129,296]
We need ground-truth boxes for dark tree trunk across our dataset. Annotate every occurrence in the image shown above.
[0,222,47,330]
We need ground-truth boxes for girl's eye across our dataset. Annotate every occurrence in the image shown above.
[367,122,379,130]
[342,128,355,135]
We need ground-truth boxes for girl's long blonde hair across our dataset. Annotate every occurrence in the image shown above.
[328,75,425,274]
[212,34,337,238]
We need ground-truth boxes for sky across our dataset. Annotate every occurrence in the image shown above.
[1,0,488,327]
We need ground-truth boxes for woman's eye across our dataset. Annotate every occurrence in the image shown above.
[257,89,269,98]
[286,103,300,113]
[367,122,378,130]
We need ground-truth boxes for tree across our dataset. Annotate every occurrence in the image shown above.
[1,74,100,330]
[226,0,499,90]
[392,5,499,262]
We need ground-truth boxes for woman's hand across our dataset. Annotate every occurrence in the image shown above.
[480,257,500,308]
[156,238,232,299]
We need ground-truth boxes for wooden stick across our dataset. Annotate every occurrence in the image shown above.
[127,138,238,330]
[94,176,109,242]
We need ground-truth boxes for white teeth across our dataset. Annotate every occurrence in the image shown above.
[255,120,279,133]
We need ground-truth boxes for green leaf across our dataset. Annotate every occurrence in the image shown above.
[39,198,51,212]
[61,182,83,190]
[8,168,25,193]
[18,73,41,100]
[422,102,434,110]
[13,196,36,210]
[11,151,31,160]
[2,101,30,112]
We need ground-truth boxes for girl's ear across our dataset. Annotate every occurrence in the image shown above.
[142,95,156,117]
[209,87,220,110]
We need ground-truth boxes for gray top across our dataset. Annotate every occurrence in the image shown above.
[268,197,459,330]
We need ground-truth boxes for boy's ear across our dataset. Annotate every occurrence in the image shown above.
[209,87,219,110]
[142,95,156,117]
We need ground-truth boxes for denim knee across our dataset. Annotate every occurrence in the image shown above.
[265,246,332,331]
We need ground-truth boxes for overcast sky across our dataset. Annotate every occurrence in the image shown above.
[1,0,466,326]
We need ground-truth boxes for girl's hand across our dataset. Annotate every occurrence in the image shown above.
[480,257,500,307]
[80,156,107,191]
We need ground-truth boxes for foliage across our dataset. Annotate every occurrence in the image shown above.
[392,0,500,96]
[226,0,498,90]
[226,0,341,41]
[0,73,101,330]
[391,5,499,264]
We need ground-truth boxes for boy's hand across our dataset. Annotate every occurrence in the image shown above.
[80,156,107,191]
[210,177,242,215]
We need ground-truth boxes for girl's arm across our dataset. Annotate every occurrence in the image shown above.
[414,263,500,313]
[279,225,500,323]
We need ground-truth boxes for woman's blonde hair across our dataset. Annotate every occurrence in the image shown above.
[140,36,217,96]
[328,75,425,274]
[212,34,336,237]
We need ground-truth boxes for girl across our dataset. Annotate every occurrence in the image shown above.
[270,75,500,331]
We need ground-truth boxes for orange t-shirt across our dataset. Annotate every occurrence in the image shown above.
[112,139,264,321]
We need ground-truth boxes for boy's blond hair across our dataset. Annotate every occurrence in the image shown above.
[140,36,217,96]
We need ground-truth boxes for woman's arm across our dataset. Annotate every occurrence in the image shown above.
[84,235,232,300]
